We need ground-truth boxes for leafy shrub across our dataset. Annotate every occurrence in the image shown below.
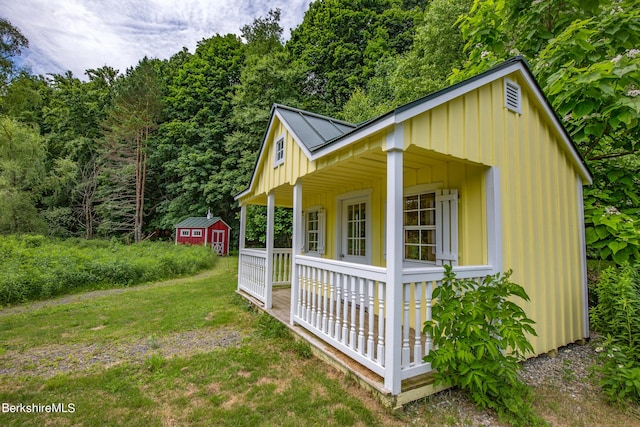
[0,235,217,305]
[590,264,640,405]
[423,265,544,427]
[584,204,640,265]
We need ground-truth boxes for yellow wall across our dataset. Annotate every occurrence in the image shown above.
[403,72,587,354]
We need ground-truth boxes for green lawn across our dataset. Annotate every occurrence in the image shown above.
[0,258,398,426]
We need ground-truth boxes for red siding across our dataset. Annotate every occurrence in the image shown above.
[175,220,230,255]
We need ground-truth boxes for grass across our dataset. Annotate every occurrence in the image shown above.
[1,257,639,426]
[0,258,397,426]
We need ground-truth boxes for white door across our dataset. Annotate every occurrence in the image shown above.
[340,198,370,264]
[212,230,225,255]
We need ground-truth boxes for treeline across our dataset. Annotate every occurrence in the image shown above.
[0,0,639,262]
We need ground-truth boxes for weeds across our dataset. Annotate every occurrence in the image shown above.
[0,235,217,305]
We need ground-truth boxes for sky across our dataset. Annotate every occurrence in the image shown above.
[1,0,310,79]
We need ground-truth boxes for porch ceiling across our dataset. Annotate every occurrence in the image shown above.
[242,145,483,208]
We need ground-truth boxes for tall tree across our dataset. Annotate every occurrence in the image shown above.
[100,58,163,242]
[0,17,29,89]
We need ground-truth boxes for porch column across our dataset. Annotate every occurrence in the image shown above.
[237,203,247,291]
[265,191,275,309]
[290,180,303,325]
[384,124,404,395]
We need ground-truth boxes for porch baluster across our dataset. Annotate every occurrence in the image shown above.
[358,277,365,355]
[414,281,423,365]
[342,274,349,347]
[328,271,336,338]
[310,266,317,327]
[366,279,375,360]
[402,283,411,368]
[425,280,433,358]
[349,275,357,350]
[334,273,343,341]
[377,281,385,366]
[296,263,303,318]
[322,269,329,333]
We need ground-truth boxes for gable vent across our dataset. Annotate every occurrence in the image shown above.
[504,78,522,113]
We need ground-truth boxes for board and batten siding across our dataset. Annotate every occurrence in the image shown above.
[405,72,587,354]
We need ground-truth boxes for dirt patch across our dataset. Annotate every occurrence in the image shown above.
[0,327,244,379]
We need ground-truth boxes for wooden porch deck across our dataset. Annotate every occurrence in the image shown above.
[238,286,446,410]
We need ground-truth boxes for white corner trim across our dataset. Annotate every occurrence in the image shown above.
[576,176,589,338]
[485,167,502,274]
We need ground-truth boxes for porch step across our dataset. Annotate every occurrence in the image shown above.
[237,289,448,411]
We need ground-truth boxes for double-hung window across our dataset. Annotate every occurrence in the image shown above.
[403,188,458,265]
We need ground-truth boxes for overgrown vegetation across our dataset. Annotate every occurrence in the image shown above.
[590,263,640,405]
[0,235,216,305]
[423,266,544,427]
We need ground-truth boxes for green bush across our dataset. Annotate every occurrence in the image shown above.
[590,264,640,405]
[423,265,544,427]
[0,235,217,305]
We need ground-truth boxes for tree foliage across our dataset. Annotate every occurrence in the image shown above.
[0,2,638,261]
[0,17,29,88]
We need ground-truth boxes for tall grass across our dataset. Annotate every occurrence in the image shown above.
[0,235,217,305]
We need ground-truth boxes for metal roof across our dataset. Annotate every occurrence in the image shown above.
[275,105,356,151]
[174,217,221,228]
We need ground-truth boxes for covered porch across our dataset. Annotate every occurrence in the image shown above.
[238,247,496,406]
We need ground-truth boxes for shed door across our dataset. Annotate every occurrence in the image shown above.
[212,230,225,255]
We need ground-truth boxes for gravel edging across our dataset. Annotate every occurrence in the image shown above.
[0,327,244,379]
[403,338,603,426]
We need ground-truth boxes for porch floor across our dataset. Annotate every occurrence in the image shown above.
[237,286,446,410]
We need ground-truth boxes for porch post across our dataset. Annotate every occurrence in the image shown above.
[385,123,404,395]
[237,204,247,291]
[265,191,275,309]
[291,180,303,325]
[239,204,246,251]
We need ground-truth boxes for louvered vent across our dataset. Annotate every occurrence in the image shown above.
[504,79,522,113]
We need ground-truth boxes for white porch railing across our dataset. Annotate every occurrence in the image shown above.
[238,248,292,304]
[272,249,292,285]
[294,255,388,376]
[399,264,495,379]
[238,249,268,302]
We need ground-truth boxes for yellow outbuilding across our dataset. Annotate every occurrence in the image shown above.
[235,57,592,405]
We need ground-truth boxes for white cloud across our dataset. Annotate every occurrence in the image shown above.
[1,0,309,78]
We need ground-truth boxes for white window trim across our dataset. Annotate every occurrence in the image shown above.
[336,189,373,264]
[302,205,326,256]
[192,229,202,237]
[504,78,522,114]
[180,229,190,237]
[401,183,459,266]
[273,133,285,167]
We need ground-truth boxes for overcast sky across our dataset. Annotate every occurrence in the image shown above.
[2,0,309,79]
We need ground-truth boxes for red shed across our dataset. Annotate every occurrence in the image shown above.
[174,215,231,255]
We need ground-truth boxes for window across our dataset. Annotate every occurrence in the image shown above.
[192,229,202,237]
[404,193,436,262]
[274,135,285,166]
[346,202,367,257]
[303,208,325,255]
[403,189,458,265]
[180,229,190,237]
[504,78,522,113]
